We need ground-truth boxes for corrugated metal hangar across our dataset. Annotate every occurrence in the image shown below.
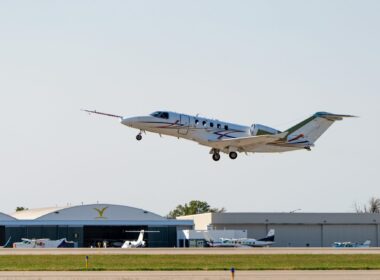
[0,204,192,247]
[177,212,380,247]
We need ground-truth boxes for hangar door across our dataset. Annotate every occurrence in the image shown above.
[271,225,322,247]
[83,226,148,248]
[0,226,4,246]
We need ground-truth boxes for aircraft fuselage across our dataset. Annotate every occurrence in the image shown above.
[121,111,250,149]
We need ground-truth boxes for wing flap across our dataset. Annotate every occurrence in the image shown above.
[209,132,287,150]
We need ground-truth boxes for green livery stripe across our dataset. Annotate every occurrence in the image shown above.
[285,115,316,136]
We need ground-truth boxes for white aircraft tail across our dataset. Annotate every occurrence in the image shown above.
[0,236,11,248]
[136,230,145,243]
[362,240,371,247]
[266,229,275,238]
[285,112,356,145]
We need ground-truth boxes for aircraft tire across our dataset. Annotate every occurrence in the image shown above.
[229,152,238,160]
[212,153,221,161]
[136,134,142,141]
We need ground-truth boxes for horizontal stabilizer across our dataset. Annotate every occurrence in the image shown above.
[314,112,357,121]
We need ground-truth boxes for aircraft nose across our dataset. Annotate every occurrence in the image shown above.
[121,117,139,127]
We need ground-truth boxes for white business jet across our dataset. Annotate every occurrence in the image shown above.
[121,230,145,248]
[83,110,355,161]
[121,230,159,248]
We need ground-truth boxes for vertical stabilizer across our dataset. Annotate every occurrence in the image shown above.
[362,240,371,247]
[137,230,145,243]
[258,229,275,242]
[285,112,355,145]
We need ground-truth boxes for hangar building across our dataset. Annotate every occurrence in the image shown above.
[177,212,380,247]
[0,204,192,247]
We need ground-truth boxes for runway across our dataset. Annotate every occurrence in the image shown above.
[1,271,380,280]
[1,247,380,255]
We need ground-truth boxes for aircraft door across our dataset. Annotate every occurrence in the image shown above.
[179,115,190,135]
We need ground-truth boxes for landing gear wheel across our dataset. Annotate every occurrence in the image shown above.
[136,134,142,141]
[212,153,221,161]
[229,151,238,160]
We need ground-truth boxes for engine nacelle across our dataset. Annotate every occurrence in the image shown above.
[250,124,281,136]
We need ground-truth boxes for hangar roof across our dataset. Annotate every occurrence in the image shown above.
[11,207,67,220]
[0,212,16,221]
[208,212,380,224]
[11,204,166,221]
[178,212,380,230]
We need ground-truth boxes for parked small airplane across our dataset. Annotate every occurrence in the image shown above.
[13,238,76,248]
[208,229,275,248]
[332,240,371,248]
[83,109,355,161]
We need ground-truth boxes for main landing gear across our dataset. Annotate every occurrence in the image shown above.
[212,152,221,161]
[136,132,142,141]
[211,150,239,161]
[229,151,238,160]
[211,149,221,161]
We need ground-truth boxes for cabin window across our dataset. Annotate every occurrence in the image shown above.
[202,121,207,126]
[217,124,221,129]
[210,122,214,128]
[195,119,199,125]
[224,125,229,130]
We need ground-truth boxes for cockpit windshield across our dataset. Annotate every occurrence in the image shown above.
[150,111,169,119]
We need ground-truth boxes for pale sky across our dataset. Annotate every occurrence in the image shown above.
[0,0,379,215]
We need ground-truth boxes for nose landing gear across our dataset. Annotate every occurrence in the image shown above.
[136,132,142,141]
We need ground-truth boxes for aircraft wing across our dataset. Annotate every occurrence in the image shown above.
[209,132,287,150]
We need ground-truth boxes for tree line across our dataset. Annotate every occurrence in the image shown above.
[354,197,380,213]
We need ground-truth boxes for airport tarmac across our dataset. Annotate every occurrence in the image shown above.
[1,271,380,280]
[1,248,380,255]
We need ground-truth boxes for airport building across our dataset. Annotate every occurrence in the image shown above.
[177,212,380,247]
[0,204,193,247]
[2,206,380,248]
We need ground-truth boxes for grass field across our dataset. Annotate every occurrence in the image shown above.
[1,255,380,271]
